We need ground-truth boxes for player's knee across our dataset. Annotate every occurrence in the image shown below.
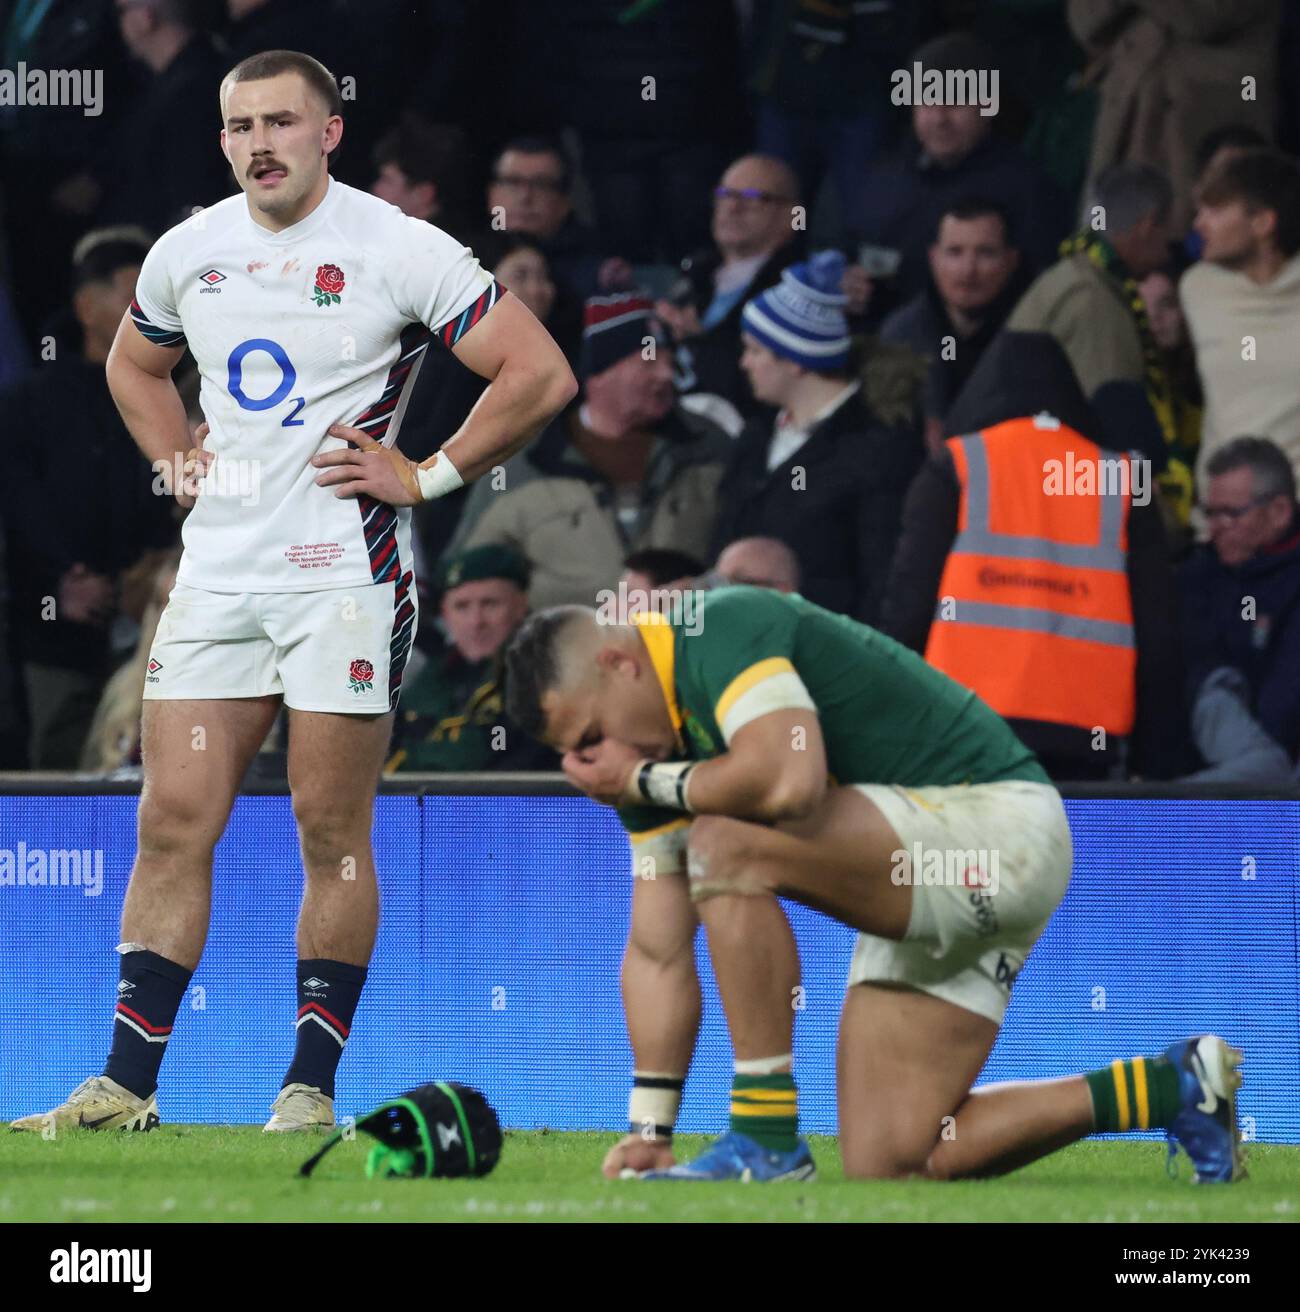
[841,1120,937,1181]
[685,814,752,873]
[293,795,370,868]
[137,790,224,857]
[922,1141,963,1181]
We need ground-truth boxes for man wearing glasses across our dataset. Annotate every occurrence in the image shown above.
[657,155,803,413]
[487,137,629,303]
[1181,436,1300,780]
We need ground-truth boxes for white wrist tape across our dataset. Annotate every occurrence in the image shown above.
[415,451,464,501]
[629,1073,684,1139]
[734,1053,793,1076]
[636,760,698,811]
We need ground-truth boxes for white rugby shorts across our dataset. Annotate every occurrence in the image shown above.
[847,780,1073,1024]
[142,575,417,714]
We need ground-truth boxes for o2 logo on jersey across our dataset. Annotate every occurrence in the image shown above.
[227,338,305,426]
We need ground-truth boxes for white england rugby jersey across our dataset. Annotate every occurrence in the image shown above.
[131,177,501,592]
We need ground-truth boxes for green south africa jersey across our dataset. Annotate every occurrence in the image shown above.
[618,585,1049,839]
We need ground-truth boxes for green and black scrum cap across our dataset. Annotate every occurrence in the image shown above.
[299,1081,502,1180]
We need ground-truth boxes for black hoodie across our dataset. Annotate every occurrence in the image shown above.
[880,332,1193,780]
[878,266,1027,422]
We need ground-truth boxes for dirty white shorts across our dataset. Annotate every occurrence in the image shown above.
[846,780,1073,1023]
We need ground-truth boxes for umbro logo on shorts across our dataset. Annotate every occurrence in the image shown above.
[302,977,328,991]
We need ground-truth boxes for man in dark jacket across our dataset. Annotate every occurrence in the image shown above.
[558,0,744,263]
[711,252,922,625]
[1180,437,1300,776]
[657,154,804,415]
[486,136,615,305]
[848,32,1069,323]
[94,0,230,232]
[0,230,179,767]
[448,292,730,610]
[880,331,1191,780]
[879,197,1026,437]
[388,544,553,773]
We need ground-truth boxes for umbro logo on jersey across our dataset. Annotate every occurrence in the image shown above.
[147,658,162,674]
[302,977,328,990]
[199,270,226,285]
[117,980,135,995]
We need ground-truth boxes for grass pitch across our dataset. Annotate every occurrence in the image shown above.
[2,1128,1298,1222]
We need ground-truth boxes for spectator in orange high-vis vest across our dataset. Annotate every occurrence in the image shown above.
[882,332,1193,780]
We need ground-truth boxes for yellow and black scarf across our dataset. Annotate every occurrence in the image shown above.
[1060,230,1197,524]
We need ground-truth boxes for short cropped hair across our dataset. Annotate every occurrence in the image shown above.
[1199,149,1300,258]
[220,49,343,120]
[504,606,591,741]
[373,115,473,221]
[622,548,705,586]
[491,136,573,194]
[931,196,1015,246]
[909,30,997,75]
[72,226,152,287]
[1205,436,1297,504]
[1090,162,1173,234]
[1194,123,1269,175]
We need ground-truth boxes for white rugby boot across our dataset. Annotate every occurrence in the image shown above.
[8,1075,160,1133]
[263,1082,335,1132]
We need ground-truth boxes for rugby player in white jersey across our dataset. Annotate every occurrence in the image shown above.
[10,49,575,1135]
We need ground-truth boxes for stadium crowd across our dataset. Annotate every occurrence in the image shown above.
[1,0,1298,784]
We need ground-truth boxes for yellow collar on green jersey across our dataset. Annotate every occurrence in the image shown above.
[631,610,683,746]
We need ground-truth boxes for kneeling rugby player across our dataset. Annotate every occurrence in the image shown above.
[505,586,1244,1183]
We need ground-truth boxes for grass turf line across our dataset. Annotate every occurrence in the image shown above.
[1,1129,1297,1223]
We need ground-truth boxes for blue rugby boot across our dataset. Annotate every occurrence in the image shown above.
[641,1130,815,1182]
[1164,1035,1245,1183]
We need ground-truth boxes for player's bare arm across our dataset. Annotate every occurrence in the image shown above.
[105,318,196,502]
[312,291,576,506]
[563,708,827,825]
[600,869,700,1180]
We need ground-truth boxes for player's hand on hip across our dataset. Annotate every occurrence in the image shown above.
[561,738,644,808]
[177,421,214,510]
[601,1132,677,1180]
[312,423,423,506]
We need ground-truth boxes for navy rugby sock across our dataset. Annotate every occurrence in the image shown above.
[104,947,193,1099]
[283,958,366,1098]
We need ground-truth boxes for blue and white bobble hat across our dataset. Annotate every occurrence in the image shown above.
[741,250,850,372]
